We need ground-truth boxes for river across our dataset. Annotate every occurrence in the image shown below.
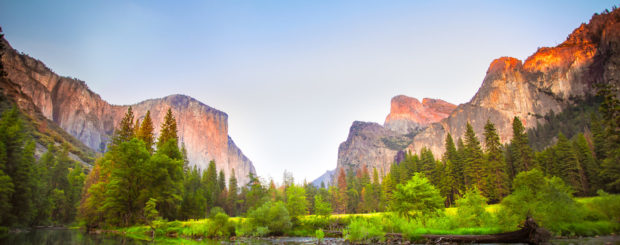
[1,228,618,244]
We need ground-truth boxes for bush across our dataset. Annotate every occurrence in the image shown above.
[344,218,385,243]
[247,201,292,236]
[392,173,444,221]
[455,188,491,227]
[499,169,586,233]
[315,229,324,242]
[585,190,620,221]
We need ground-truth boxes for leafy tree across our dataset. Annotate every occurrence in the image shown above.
[392,173,444,221]
[247,201,292,235]
[144,197,159,240]
[314,194,332,217]
[499,169,584,231]
[456,188,489,227]
[285,184,308,219]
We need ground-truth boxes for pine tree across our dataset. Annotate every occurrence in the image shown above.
[202,160,218,211]
[510,117,535,173]
[573,133,600,194]
[112,107,135,147]
[596,84,620,192]
[555,133,585,195]
[227,169,238,216]
[483,120,509,202]
[463,123,485,193]
[157,108,178,149]
[336,168,347,214]
[137,111,154,153]
[442,133,460,205]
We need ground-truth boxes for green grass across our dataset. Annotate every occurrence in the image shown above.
[115,194,620,243]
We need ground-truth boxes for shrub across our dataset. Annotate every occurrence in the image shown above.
[247,201,292,236]
[344,218,385,243]
[455,188,491,227]
[315,229,324,242]
[499,169,585,233]
[392,173,444,221]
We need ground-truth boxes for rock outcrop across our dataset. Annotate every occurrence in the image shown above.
[327,96,455,183]
[385,96,456,134]
[409,9,620,157]
[0,37,256,185]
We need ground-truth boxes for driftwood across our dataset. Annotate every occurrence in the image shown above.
[420,217,551,244]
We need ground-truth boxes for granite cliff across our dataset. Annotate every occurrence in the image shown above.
[324,96,455,184]
[410,9,620,157]
[0,37,256,185]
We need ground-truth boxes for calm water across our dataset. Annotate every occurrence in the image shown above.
[1,229,618,245]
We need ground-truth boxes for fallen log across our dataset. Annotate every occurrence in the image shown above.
[421,217,550,244]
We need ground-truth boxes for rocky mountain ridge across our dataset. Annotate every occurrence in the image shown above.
[323,95,455,185]
[409,9,620,157]
[316,8,620,186]
[0,37,256,185]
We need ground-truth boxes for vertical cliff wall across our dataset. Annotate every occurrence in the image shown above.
[0,37,256,185]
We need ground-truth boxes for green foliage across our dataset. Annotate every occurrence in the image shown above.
[483,120,509,202]
[392,173,444,220]
[247,201,292,236]
[157,108,178,150]
[343,217,385,243]
[286,184,308,219]
[313,194,332,218]
[463,123,485,193]
[455,188,490,227]
[144,198,159,226]
[499,169,586,234]
[583,190,620,221]
[315,229,324,241]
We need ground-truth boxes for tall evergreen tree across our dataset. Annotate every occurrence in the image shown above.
[463,123,485,193]
[157,108,178,149]
[483,120,509,202]
[112,107,135,147]
[137,110,154,153]
[202,160,218,211]
[555,133,585,195]
[573,133,600,194]
[510,117,535,173]
[227,169,238,216]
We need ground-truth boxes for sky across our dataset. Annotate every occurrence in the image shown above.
[0,0,616,184]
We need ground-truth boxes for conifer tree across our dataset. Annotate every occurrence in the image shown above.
[442,133,460,205]
[227,169,238,216]
[463,123,485,194]
[112,107,135,147]
[336,168,347,214]
[202,160,218,211]
[510,117,535,173]
[483,120,509,202]
[573,133,600,194]
[157,108,178,149]
[555,133,585,195]
[137,110,154,153]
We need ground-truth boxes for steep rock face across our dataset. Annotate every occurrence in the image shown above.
[332,96,455,182]
[385,95,456,133]
[410,9,620,157]
[0,38,256,185]
[311,169,335,187]
[336,121,401,177]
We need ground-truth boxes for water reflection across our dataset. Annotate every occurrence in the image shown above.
[0,229,149,245]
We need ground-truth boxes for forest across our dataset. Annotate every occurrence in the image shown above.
[0,83,618,243]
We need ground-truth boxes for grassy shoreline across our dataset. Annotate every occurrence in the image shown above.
[110,195,619,243]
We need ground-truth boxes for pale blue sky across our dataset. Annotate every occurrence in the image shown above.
[0,1,616,183]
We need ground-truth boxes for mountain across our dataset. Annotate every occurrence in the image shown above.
[409,9,620,157]
[0,36,256,185]
[315,8,619,186]
[311,169,335,187]
[324,96,455,184]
